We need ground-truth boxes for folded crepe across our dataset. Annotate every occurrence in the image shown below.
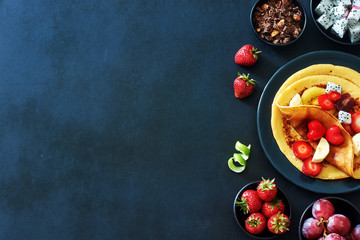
[271,64,360,180]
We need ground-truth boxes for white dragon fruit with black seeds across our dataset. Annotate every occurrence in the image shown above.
[332,0,341,6]
[344,0,352,6]
[349,22,360,42]
[348,7,360,24]
[315,0,360,41]
[317,13,338,29]
[331,18,349,38]
[333,2,349,20]
[315,0,335,15]
[325,82,342,94]
[338,110,352,124]
[335,0,352,6]
[354,0,360,6]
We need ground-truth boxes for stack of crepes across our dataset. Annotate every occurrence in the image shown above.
[271,64,360,180]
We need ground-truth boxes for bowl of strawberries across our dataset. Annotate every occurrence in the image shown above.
[233,178,291,239]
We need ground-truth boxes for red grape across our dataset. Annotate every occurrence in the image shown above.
[324,233,345,240]
[312,199,335,220]
[327,214,351,236]
[301,217,323,239]
[351,224,360,240]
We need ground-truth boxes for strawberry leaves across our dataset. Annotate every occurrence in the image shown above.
[267,212,290,234]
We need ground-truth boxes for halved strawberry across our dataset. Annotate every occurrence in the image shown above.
[302,157,322,177]
[292,141,313,160]
[318,94,335,110]
[325,125,344,145]
[351,111,360,133]
[307,120,326,141]
[328,91,341,102]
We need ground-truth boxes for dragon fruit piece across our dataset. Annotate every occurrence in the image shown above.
[333,2,349,20]
[332,0,341,6]
[325,82,342,94]
[338,110,352,124]
[333,0,352,6]
[349,22,360,43]
[347,7,360,25]
[315,0,335,15]
[317,13,337,30]
[344,0,352,5]
[336,0,352,6]
[353,0,360,6]
[331,18,349,38]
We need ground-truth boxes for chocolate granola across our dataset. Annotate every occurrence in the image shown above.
[252,0,303,44]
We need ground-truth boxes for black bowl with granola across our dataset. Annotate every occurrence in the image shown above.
[251,0,307,46]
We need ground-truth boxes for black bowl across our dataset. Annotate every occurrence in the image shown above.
[298,197,360,239]
[310,0,360,45]
[250,0,307,46]
[233,181,292,239]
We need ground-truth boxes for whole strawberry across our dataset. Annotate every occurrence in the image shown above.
[234,44,261,66]
[245,212,267,235]
[267,212,290,234]
[257,178,277,202]
[236,189,262,214]
[261,198,285,219]
[233,73,256,99]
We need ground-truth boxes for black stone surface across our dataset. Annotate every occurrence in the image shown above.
[0,0,359,239]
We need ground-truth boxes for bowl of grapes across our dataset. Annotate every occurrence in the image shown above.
[299,197,360,240]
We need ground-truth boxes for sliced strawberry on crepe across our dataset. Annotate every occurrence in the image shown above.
[318,94,335,110]
[292,141,312,160]
[302,157,322,177]
[307,120,326,141]
[328,91,341,101]
[351,111,360,133]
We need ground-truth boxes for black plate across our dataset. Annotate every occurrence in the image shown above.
[257,50,360,194]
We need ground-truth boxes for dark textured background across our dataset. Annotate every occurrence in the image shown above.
[1,0,360,239]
